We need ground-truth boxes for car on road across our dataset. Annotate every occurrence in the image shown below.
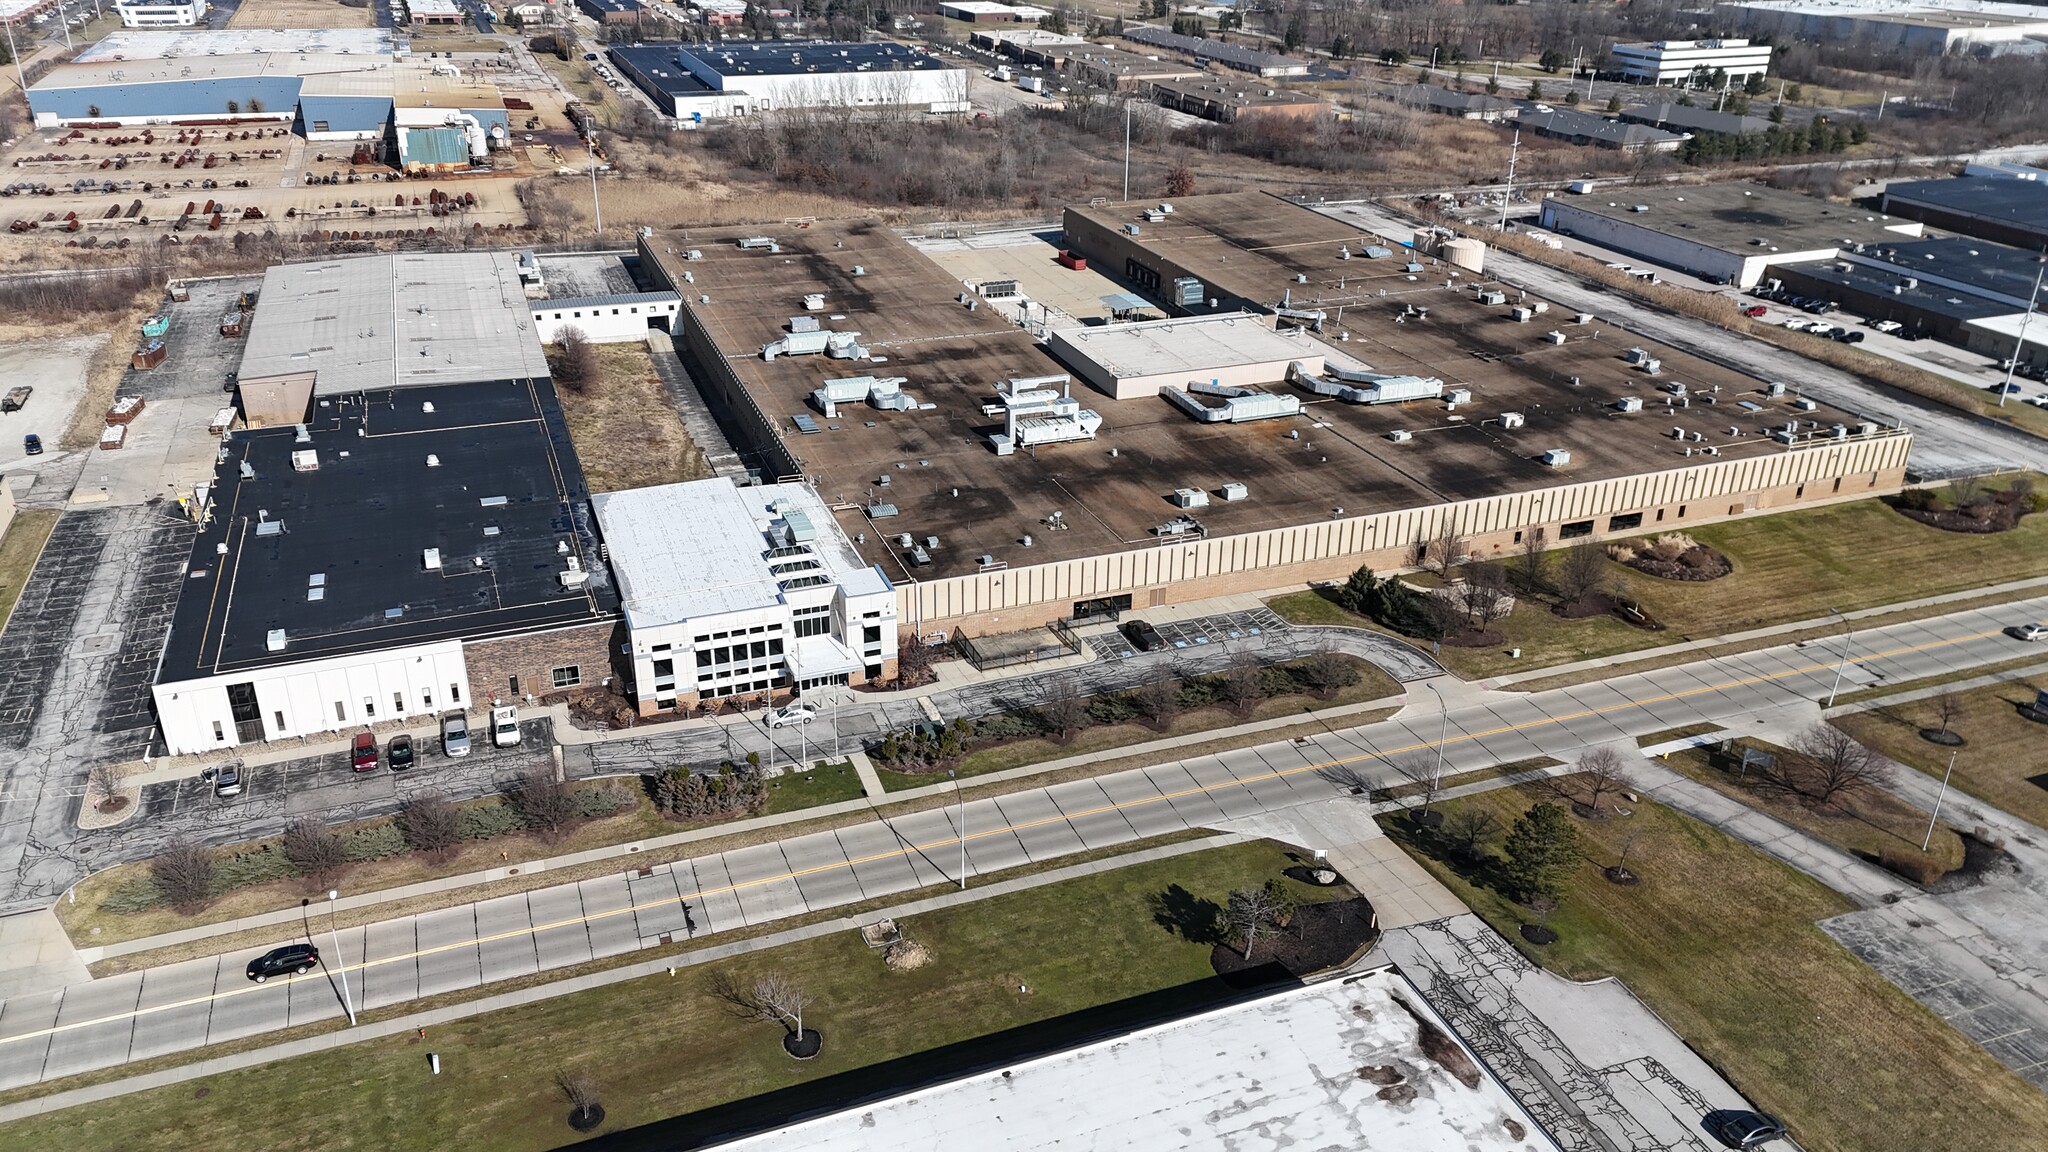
[1704,1109,1787,1149]
[1870,319,1903,334]
[442,712,471,757]
[245,943,319,983]
[766,702,818,728]
[388,733,415,772]
[22,434,42,456]
[583,52,598,60]
[491,704,521,748]
[1993,382,2025,396]
[2009,622,2048,642]
[1120,619,1168,652]
[350,731,378,772]
[1740,305,1768,318]
[213,763,243,798]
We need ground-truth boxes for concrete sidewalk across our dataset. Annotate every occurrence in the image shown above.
[1490,573,2048,689]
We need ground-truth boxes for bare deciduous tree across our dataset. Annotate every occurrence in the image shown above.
[1426,519,1467,578]
[1133,664,1181,728]
[1513,525,1549,594]
[1390,750,1445,816]
[1947,474,1985,509]
[557,1070,602,1128]
[1441,806,1501,861]
[1224,883,1285,961]
[1040,677,1085,743]
[551,325,599,393]
[1568,746,1635,817]
[152,838,214,912]
[398,791,463,858]
[283,818,348,885]
[88,761,125,811]
[751,972,810,1038]
[1217,650,1265,716]
[1554,541,1609,607]
[1791,725,1891,807]
[513,767,578,840]
[1296,646,1357,699]
[1933,691,1965,740]
[1462,559,1511,626]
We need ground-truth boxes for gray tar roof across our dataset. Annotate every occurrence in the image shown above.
[1386,83,1516,116]
[683,40,954,78]
[1778,235,2048,322]
[1551,183,1921,254]
[1512,107,1685,148]
[1618,100,1775,136]
[1121,24,1307,72]
[1882,177,2048,235]
[239,253,554,397]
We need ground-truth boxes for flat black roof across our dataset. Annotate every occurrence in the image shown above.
[1883,178,2048,233]
[157,379,618,683]
[610,45,716,98]
[685,40,952,78]
[1846,235,2048,306]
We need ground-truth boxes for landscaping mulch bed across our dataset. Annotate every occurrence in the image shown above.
[1441,628,1507,648]
[1552,593,1664,631]
[1891,489,2035,534]
[1209,896,1378,982]
[1621,545,1731,582]
[1918,728,1965,746]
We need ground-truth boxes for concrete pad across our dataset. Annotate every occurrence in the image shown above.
[1324,837,1465,929]
[357,917,420,1010]
[474,893,541,982]
[0,909,92,999]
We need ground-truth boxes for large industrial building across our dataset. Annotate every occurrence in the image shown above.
[114,0,208,28]
[711,968,1563,1152]
[1511,109,1685,154]
[1537,183,1925,288]
[1771,235,2048,344]
[639,192,1910,642]
[594,478,898,712]
[608,40,968,120]
[1120,24,1309,77]
[1608,39,1773,85]
[24,29,508,151]
[1879,177,2048,250]
[1715,0,2048,55]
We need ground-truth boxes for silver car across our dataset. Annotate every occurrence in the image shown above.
[442,712,471,757]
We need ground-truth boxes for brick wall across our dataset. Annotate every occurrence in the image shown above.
[465,619,624,708]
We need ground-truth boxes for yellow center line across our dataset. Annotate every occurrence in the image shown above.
[2,624,2005,1049]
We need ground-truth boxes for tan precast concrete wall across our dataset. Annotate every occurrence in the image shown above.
[239,372,315,429]
[900,432,1911,635]
[465,619,622,707]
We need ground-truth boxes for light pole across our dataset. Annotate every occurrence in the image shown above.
[1995,253,2045,409]
[3,15,25,98]
[1825,607,1851,707]
[328,890,357,1026]
[1427,680,1450,793]
[950,769,966,890]
[586,128,603,238]
[1922,750,1957,852]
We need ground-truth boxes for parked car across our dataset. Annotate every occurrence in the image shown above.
[22,434,42,456]
[212,763,243,798]
[1833,330,1864,344]
[1,385,30,411]
[2009,622,2048,642]
[1704,1109,1787,1149]
[1993,382,2024,396]
[245,943,319,983]
[1871,319,1903,334]
[1120,619,1167,652]
[491,704,521,748]
[583,52,598,60]
[765,702,817,729]
[1780,318,1811,332]
[223,371,238,392]
[388,733,415,772]
[442,712,471,757]
[350,731,378,772]
[1741,305,1768,318]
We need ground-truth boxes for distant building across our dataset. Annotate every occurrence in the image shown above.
[1143,75,1327,123]
[1511,108,1686,153]
[577,0,643,25]
[1772,235,2048,346]
[1384,84,1516,122]
[1716,0,2048,56]
[114,0,207,28]
[609,40,968,120]
[1121,23,1309,77]
[1609,38,1772,85]
[1880,176,2048,249]
[1616,100,1775,138]
[938,1,1048,22]
[406,0,464,24]
[593,478,898,711]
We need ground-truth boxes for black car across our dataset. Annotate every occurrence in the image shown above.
[1833,330,1864,344]
[245,943,319,983]
[22,434,42,456]
[1705,1109,1787,1149]
[223,371,238,392]
[388,733,415,772]
[1119,619,1167,653]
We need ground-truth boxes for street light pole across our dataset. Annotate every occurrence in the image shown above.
[1825,607,1851,707]
[1996,253,2045,409]
[1922,750,1957,852]
[328,890,356,1026]
[1427,680,1450,792]
[950,769,966,890]
[2,16,24,99]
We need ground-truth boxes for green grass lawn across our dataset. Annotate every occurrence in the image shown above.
[0,509,59,634]
[875,661,1401,792]
[1835,678,2048,832]
[5,842,1334,1152]
[1658,741,1964,876]
[1271,494,2048,679]
[763,760,866,814]
[1388,783,2048,1152]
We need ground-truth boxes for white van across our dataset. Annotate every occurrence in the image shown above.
[491,705,521,748]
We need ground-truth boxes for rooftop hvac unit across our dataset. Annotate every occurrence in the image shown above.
[1615,397,1644,413]
[1386,429,1413,443]
[737,236,778,251]
[1544,330,1567,345]
[1626,347,1649,365]
[1446,386,1472,404]
[1765,381,1787,397]
[1830,423,1849,440]
[1172,276,1204,307]
[1171,487,1210,509]
[1793,398,1818,411]
[291,449,318,471]
[802,293,826,311]
[1500,412,1526,429]
[1476,289,1506,306]
[1509,306,1535,323]
[266,629,287,652]
[1575,311,1594,325]
[1856,421,1878,436]
[423,548,441,570]
[1541,448,1572,467]
[1642,358,1662,375]
[1219,482,1249,501]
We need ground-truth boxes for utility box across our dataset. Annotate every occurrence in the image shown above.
[1218,482,1248,501]
[1170,487,1210,509]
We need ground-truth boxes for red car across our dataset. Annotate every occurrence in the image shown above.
[1741,305,1769,318]
[350,731,378,772]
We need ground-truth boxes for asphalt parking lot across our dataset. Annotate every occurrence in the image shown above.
[1088,608,1288,661]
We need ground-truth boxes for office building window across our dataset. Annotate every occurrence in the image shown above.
[552,665,581,689]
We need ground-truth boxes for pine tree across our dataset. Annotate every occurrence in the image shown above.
[1502,802,1583,906]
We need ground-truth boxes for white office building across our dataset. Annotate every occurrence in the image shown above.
[593,478,898,714]
[115,0,207,26]
[1610,39,1773,85]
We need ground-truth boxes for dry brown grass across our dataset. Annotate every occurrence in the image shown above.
[553,342,711,493]
[227,0,374,27]
[1836,679,2048,833]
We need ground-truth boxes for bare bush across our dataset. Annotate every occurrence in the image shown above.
[1790,725,1891,807]
[398,791,463,858]
[1558,746,1634,817]
[1133,664,1181,729]
[282,818,348,885]
[1040,677,1084,743]
[88,761,126,811]
[513,768,578,840]
[151,838,214,912]
[1217,650,1266,716]
[1554,541,1608,606]
[551,326,598,393]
